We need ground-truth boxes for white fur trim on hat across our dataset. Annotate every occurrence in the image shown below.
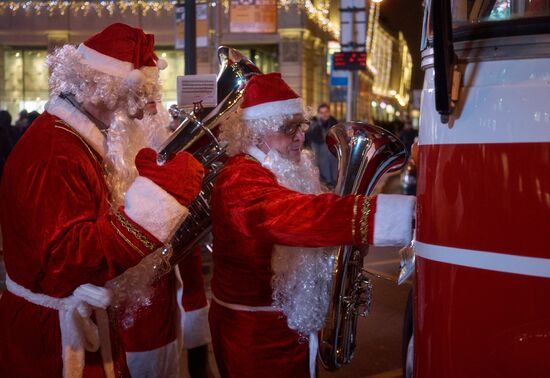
[372,194,416,247]
[182,306,211,349]
[124,176,188,242]
[242,98,304,120]
[77,43,134,78]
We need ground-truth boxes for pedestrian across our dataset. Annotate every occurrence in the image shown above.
[305,103,339,188]
[399,120,418,155]
[26,110,40,127]
[0,23,204,378]
[0,110,14,181]
[14,109,28,129]
[208,72,416,378]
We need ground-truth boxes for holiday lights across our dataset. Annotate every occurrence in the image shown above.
[0,0,339,38]
[0,1,178,17]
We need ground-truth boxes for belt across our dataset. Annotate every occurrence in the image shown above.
[6,274,115,378]
[212,294,318,378]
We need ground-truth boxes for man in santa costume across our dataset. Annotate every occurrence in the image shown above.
[0,23,205,378]
[209,73,415,377]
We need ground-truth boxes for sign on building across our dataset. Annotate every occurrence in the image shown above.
[330,68,348,87]
[332,51,367,70]
[175,3,209,49]
[229,0,277,33]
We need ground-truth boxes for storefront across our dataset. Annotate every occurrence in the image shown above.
[0,1,338,119]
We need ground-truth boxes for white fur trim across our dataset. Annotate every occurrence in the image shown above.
[126,338,182,378]
[182,306,211,349]
[373,194,416,247]
[124,176,189,243]
[77,43,134,78]
[246,146,267,163]
[156,58,168,70]
[241,98,304,120]
[46,96,106,158]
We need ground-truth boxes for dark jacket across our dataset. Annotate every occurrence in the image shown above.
[305,116,338,147]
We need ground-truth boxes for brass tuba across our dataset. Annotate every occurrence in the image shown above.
[156,46,261,266]
[318,122,407,370]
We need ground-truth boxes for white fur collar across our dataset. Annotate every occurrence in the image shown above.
[45,96,107,158]
[246,146,267,164]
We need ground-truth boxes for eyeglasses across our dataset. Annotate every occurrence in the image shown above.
[279,121,310,137]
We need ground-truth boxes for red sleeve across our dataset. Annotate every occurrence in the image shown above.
[38,156,162,296]
[216,159,373,248]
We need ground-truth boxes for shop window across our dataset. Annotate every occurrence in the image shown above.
[2,49,49,119]
[157,49,185,108]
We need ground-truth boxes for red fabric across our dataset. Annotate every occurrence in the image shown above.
[84,23,158,68]
[119,273,179,352]
[135,147,204,207]
[209,155,365,375]
[179,247,208,311]
[0,113,154,377]
[241,73,299,109]
[209,301,309,378]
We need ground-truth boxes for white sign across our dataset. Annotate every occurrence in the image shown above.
[177,74,218,109]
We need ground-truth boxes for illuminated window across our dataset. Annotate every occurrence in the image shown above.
[2,49,48,118]
[157,49,185,108]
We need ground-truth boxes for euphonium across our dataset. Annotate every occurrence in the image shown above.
[156,46,261,266]
[319,122,407,370]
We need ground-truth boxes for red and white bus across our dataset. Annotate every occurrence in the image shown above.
[405,1,550,376]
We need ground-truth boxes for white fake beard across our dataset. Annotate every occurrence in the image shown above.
[104,107,171,207]
[266,149,335,336]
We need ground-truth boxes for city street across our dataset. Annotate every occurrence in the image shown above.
[319,247,410,378]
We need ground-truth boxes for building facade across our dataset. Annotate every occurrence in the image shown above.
[369,20,413,122]
[0,0,339,118]
[0,0,412,123]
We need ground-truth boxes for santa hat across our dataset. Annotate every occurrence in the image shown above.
[241,73,304,120]
[76,23,167,86]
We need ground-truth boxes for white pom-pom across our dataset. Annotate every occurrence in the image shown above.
[127,69,145,87]
[156,58,168,70]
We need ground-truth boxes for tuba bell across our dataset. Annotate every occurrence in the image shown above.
[318,122,407,370]
[156,46,261,267]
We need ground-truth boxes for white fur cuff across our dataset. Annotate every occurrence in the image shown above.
[124,176,188,243]
[183,306,211,349]
[126,339,181,378]
[373,194,415,247]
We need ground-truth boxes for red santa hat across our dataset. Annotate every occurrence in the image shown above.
[241,73,304,120]
[76,23,167,86]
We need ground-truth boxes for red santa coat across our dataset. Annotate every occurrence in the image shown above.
[120,248,210,378]
[209,154,416,378]
[0,100,187,377]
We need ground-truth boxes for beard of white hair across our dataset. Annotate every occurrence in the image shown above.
[104,106,171,207]
[265,148,335,336]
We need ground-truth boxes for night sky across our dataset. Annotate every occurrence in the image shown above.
[379,0,425,89]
